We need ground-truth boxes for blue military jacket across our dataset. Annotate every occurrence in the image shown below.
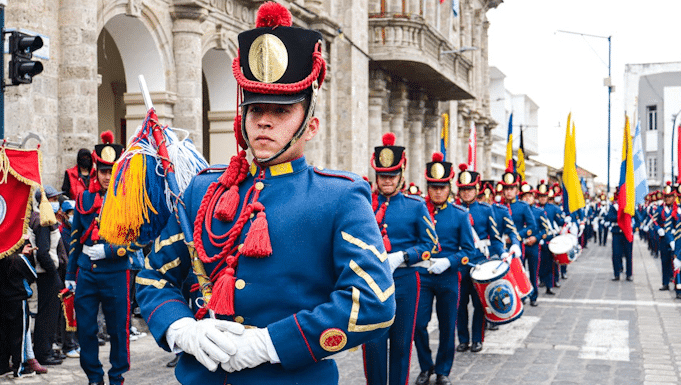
[605,205,621,233]
[544,202,565,233]
[653,204,678,246]
[508,199,537,242]
[459,201,504,263]
[430,200,476,272]
[66,190,131,281]
[531,205,554,247]
[375,192,438,278]
[136,157,396,384]
[491,203,521,249]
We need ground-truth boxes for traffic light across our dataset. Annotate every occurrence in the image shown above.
[8,31,43,85]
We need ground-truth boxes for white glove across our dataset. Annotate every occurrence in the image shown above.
[509,244,522,259]
[569,223,578,235]
[500,252,509,261]
[220,327,278,373]
[84,244,106,260]
[658,228,666,237]
[564,216,572,224]
[674,258,681,271]
[613,203,619,211]
[65,280,76,291]
[387,252,405,272]
[165,317,244,372]
[579,223,585,231]
[477,243,489,258]
[427,258,451,274]
[539,239,545,245]
[642,225,649,232]
[671,242,675,252]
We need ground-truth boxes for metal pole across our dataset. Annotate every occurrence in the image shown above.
[607,36,611,193]
[672,116,676,183]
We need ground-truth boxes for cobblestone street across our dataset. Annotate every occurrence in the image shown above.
[2,235,680,384]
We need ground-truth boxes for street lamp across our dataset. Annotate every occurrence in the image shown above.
[556,30,612,193]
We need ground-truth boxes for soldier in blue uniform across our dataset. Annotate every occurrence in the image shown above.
[65,132,130,385]
[537,181,564,295]
[136,4,396,384]
[363,133,437,385]
[517,182,544,306]
[597,194,609,246]
[653,182,677,288]
[413,155,475,385]
[549,183,569,284]
[454,165,504,354]
[604,187,633,282]
[500,167,536,266]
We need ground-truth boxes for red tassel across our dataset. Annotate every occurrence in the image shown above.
[382,230,391,252]
[194,307,208,320]
[241,211,273,257]
[207,267,236,316]
[91,225,100,241]
[215,186,240,222]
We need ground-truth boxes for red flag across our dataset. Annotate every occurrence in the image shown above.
[0,147,43,259]
[468,120,477,171]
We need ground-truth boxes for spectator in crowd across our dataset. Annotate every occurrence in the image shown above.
[57,199,80,358]
[29,185,66,366]
[62,148,93,200]
[0,237,38,378]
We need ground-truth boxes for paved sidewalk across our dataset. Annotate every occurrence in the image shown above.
[3,235,680,384]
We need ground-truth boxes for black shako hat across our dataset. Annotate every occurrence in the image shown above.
[372,132,406,176]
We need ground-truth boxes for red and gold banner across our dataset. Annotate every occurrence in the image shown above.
[0,147,43,259]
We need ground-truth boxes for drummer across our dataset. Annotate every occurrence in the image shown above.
[537,181,564,295]
[549,183,568,285]
[499,165,535,262]
[413,155,475,385]
[652,182,677,288]
[454,165,504,355]
[519,182,552,306]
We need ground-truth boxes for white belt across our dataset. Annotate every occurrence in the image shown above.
[398,260,432,269]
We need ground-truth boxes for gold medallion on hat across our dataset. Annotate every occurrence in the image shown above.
[665,185,672,194]
[521,184,531,193]
[539,185,547,194]
[101,146,116,163]
[379,148,394,168]
[431,163,445,180]
[459,171,471,185]
[249,34,288,83]
[409,185,418,194]
[503,173,514,184]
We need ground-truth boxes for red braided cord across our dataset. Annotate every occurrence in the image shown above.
[424,196,436,223]
[232,43,326,95]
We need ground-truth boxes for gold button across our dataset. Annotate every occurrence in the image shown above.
[92,264,97,269]
[255,181,264,190]
[250,213,255,219]
[234,316,244,324]
[385,202,389,206]
[527,230,532,236]
[235,279,246,290]
[238,244,243,251]
[117,247,126,256]
[383,224,388,228]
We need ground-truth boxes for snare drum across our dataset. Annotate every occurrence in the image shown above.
[508,255,533,299]
[470,259,523,325]
[549,234,578,265]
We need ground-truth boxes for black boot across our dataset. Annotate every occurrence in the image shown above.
[435,374,452,385]
[415,368,434,385]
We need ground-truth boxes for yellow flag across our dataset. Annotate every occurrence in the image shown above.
[562,113,585,213]
[622,115,635,216]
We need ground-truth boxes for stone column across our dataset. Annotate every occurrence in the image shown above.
[407,90,426,187]
[481,124,494,179]
[389,82,408,147]
[424,100,440,157]
[58,0,98,179]
[171,5,207,152]
[368,70,388,180]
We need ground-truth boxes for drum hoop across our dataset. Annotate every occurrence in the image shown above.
[471,259,509,283]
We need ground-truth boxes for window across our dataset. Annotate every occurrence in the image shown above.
[647,105,657,131]
[647,156,657,179]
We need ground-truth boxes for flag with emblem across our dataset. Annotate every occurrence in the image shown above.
[632,120,648,205]
[618,115,635,242]
[468,120,477,171]
[0,147,45,259]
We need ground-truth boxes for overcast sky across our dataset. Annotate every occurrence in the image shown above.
[487,0,681,189]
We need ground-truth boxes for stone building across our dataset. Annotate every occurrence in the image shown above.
[3,0,500,189]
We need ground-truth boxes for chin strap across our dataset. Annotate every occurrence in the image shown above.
[241,81,319,165]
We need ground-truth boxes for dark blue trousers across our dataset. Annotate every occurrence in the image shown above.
[75,269,130,385]
[659,239,673,285]
[414,271,460,376]
[364,271,420,385]
[456,268,485,344]
[611,232,632,278]
[524,245,539,301]
[539,246,554,289]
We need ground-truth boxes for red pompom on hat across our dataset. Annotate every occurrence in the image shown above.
[540,179,545,184]
[458,163,468,171]
[432,152,444,162]
[255,1,293,28]
[382,132,396,146]
[667,181,672,186]
[100,130,114,144]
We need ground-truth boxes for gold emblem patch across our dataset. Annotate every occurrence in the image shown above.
[459,171,471,185]
[379,148,394,168]
[503,173,515,184]
[421,251,431,261]
[117,248,126,257]
[101,146,116,163]
[249,34,288,83]
[431,163,445,180]
[320,328,347,352]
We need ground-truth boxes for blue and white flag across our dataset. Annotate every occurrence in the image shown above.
[632,120,649,205]
[452,0,460,17]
